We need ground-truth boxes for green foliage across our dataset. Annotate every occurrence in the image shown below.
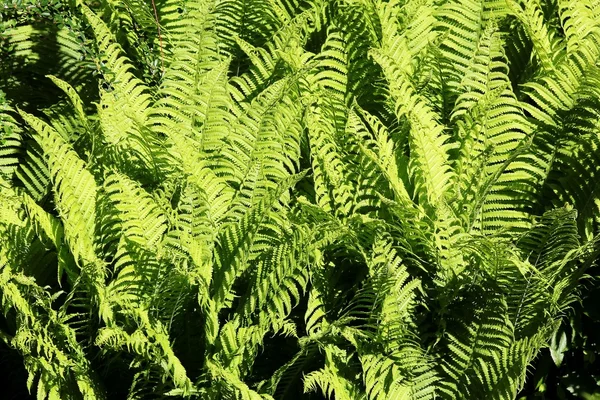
[1,0,600,399]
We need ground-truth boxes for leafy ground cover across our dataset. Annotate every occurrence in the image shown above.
[2,0,600,399]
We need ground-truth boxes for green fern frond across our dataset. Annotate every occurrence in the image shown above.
[18,111,102,271]
[370,46,453,211]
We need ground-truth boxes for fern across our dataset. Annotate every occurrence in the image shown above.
[2,0,600,399]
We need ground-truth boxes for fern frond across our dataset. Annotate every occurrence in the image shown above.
[437,298,515,399]
[0,101,23,179]
[18,110,103,272]
[370,47,453,211]
[450,23,536,233]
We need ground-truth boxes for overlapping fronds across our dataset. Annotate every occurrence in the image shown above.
[1,0,599,399]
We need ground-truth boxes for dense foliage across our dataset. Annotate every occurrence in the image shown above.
[2,0,600,398]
